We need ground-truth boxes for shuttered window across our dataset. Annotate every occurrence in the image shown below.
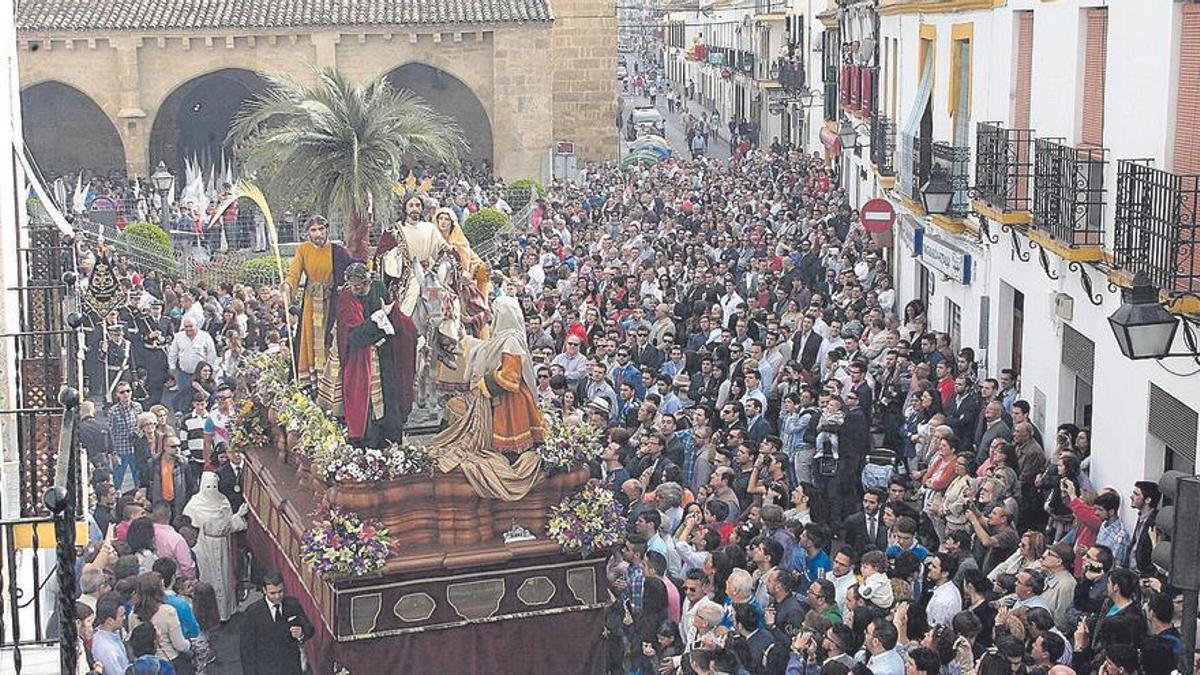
[1149,384,1199,467]
[1080,8,1108,148]
[1014,11,1034,131]
[1175,5,1200,174]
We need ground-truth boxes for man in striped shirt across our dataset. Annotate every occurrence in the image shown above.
[178,392,209,494]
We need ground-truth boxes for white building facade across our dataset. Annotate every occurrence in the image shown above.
[662,0,834,152]
[834,0,1200,511]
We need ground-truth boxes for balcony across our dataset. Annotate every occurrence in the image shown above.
[972,122,1035,225]
[1112,160,1200,303]
[870,112,896,180]
[898,131,931,210]
[933,141,971,220]
[754,0,787,17]
[841,65,871,117]
[1031,138,1108,260]
[777,58,805,93]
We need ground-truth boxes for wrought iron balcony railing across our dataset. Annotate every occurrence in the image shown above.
[1113,159,1200,295]
[755,0,787,13]
[898,132,931,203]
[974,122,1035,214]
[871,113,896,177]
[823,66,839,122]
[1032,138,1107,248]
[777,58,805,92]
[934,141,972,218]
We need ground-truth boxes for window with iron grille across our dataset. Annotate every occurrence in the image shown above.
[946,299,962,353]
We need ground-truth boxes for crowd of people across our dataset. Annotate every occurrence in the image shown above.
[58,105,1198,674]
[479,144,1195,675]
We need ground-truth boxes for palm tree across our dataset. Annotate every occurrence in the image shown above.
[228,67,467,259]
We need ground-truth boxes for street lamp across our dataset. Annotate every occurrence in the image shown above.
[919,165,955,216]
[150,161,174,230]
[1107,272,1181,360]
[836,118,869,150]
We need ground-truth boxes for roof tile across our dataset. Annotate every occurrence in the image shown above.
[15,0,553,31]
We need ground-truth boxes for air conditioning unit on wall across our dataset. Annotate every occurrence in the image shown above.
[1053,292,1074,322]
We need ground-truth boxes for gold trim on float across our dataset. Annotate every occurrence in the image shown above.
[446,579,505,621]
[349,593,382,636]
[516,576,557,606]
[971,200,1032,225]
[344,558,598,594]
[393,592,437,622]
[336,602,609,641]
[1028,228,1105,262]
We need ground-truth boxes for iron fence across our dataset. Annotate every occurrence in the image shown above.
[0,518,65,670]
[1113,159,1200,295]
[1033,138,1107,247]
[778,58,805,93]
[898,132,931,203]
[934,141,972,218]
[974,122,1035,214]
[871,113,896,177]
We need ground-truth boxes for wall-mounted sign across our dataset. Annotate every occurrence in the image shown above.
[899,214,924,255]
[921,231,972,284]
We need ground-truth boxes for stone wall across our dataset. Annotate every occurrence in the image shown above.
[551,0,620,162]
[17,14,612,179]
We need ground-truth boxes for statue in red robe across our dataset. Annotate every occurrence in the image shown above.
[336,263,404,446]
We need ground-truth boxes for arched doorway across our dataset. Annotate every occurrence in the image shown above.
[385,63,493,166]
[149,68,264,175]
[20,82,125,178]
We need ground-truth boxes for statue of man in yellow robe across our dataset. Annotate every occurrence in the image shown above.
[281,216,354,389]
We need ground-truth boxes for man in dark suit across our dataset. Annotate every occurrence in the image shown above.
[944,376,982,446]
[629,328,663,372]
[842,487,889,554]
[240,570,315,675]
[217,446,247,514]
[791,315,824,375]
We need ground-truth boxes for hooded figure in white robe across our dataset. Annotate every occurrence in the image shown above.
[183,471,248,620]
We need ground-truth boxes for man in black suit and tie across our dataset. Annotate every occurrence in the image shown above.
[792,315,824,375]
[842,487,889,555]
[240,570,315,675]
[217,446,247,513]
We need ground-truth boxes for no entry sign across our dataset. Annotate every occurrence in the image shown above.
[860,198,897,233]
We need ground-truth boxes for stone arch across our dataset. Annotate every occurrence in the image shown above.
[20,81,125,178]
[147,68,265,175]
[384,62,494,165]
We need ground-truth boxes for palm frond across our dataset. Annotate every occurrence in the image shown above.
[228,66,467,254]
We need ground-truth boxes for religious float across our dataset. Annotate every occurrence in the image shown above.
[231,197,619,674]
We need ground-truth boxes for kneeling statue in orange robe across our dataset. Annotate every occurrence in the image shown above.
[427,295,546,501]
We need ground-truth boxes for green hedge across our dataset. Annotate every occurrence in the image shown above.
[118,221,180,276]
[462,207,512,247]
[505,178,545,213]
[239,255,285,286]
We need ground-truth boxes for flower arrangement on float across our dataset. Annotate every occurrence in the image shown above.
[546,483,627,556]
[242,350,293,404]
[320,442,434,483]
[229,398,269,450]
[538,408,604,474]
[300,506,395,578]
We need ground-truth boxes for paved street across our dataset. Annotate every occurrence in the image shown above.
[621,92,732,160]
